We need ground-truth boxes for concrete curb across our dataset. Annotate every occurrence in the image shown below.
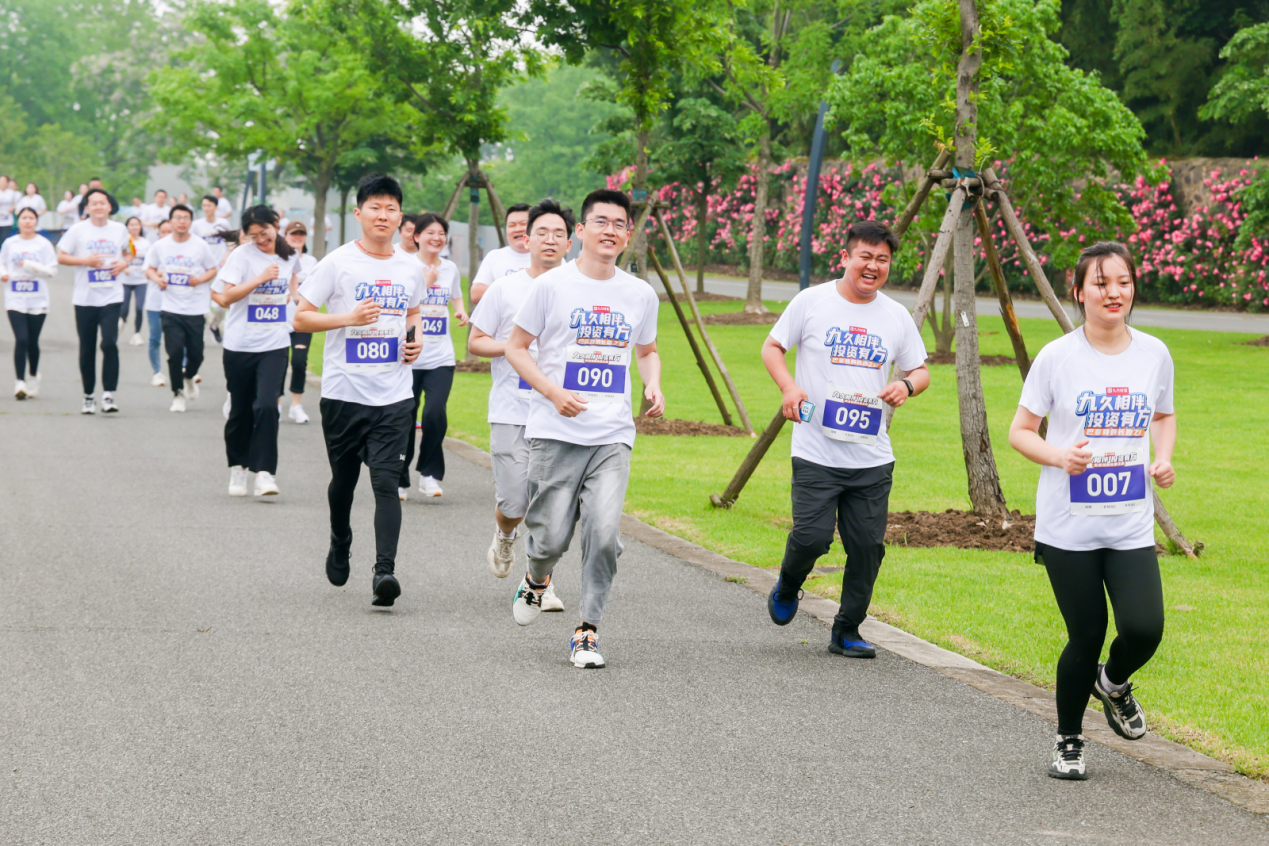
[443,436,1269,816]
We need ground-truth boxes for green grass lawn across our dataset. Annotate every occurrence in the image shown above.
[310,284,1269,778]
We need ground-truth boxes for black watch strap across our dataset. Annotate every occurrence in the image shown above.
[902,378,914,396]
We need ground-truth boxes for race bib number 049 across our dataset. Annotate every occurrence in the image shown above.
[821,387,883,444]
[345,325,399,374]
[563,345,627,405]
[1069,457,1148,515]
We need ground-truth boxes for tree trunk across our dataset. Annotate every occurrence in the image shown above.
[339,185,350,247]
[953,0,1007,519]
[695,185,709,295]
[466,160,481,286]
[312,169,331,259]
[631,123,650,280]
[744,122,771,315]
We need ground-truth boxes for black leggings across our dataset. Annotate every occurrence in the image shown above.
[1038,544,1165,735]
[7,311,46,380]
[282,332,311,396]
[74,303,121,394]
[400,366,454,487]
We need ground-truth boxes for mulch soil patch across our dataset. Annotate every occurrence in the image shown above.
[925,351,1017,366]
[1244,335,1269,346]
[885,509,1037,553]
[634,417,748,437]
[701,311,782,326]
[658,291,740,303]
[454,359,492,374]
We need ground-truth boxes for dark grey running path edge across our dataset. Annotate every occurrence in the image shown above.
[444,438,1269,816]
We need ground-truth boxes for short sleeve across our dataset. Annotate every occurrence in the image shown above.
[513,278,548,337]
[472,253,495,289]
[298,256,335,309]
[635,287,658,345]
[57,226,79,255]
[469,283,500,336]
[213,249,243,291]
[200,242,218,272]
[768,291,806,350]
[448,265,462,301]
[894,309,927,372]
[143,243,160,269]
[1018,347,1054,417]
[406,264,424,309]
[1153,349,1175,415]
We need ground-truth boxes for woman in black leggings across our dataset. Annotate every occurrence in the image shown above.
[1009,241,1175,781]
[2,207,57,399]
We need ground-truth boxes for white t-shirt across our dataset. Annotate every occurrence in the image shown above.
[57,198,81,229]
[140,203,170,240]
[190,218,232,265]
[298,242,424,407]
[1,234,57,313]
[144,234,219,316]
[0,188,20,225]
[123,235,150,286]
[58,219,130,306]
[213,242,299,353]
[1018,326,1174,552]
[412,258,462,370]
[16,194,46,216]
[470,268,538,425]
[295,253,318,281]
[513,260,659,447]
[215,197,233,220]
[768,285,926,470]
[473,245,531,290]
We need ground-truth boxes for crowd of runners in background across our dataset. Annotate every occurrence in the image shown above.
[0,169,1177,782]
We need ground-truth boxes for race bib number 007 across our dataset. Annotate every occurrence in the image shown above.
[1069,454,1147,515]
[563,345,627,405]
[820,387,883,444]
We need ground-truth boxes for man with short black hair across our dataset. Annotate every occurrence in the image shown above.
[294,173,425,608]
[141,190,170,241]
[504,188,664,669]
[469,202,531,306]
[762,219,930,658]
[396,213,421,256]
[78,178,120,217]
[212,186,234,221]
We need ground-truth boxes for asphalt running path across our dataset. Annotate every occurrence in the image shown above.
[2,271,1266,844]
[700,275,1269,335]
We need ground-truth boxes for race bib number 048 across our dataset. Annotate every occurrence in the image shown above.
[247,292,288,325]
[821,387,883,444]
[1069,457,1148,515]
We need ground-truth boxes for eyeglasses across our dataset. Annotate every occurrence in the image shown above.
[583,217,631,233]
[531,227,569,241]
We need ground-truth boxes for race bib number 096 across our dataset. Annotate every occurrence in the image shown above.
[820,388,883,444]
[1069,461,1147,515]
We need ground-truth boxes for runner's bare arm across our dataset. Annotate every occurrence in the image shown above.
[216,265,279,306]
[878,363,930,408]
[293,295,380,333]
[635,341,664,418]
[467,326,504,359]
[1149,412,1176,487]
[506,324,587,417]
[762,336,808,422]
[1008,406,1092,475]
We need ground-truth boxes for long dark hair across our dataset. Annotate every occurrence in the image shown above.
[240,204,295,259]
[1071,241,1137,320]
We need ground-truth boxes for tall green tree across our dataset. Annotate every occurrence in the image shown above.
[149,0,416,257]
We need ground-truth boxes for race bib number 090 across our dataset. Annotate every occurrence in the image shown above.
[1069,461,1147,515]
[821,388,883,444]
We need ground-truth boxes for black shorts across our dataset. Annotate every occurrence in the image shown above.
[319,396,414,471]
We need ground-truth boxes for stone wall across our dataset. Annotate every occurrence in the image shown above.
[1166,157,1266,215]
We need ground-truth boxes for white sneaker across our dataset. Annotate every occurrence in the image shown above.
[25,373,39,397]
[254,470,279,496]
[101,393,118,414]
[222,393,231,420]
[569,629,605,669]
[80,396,96,414]
[398,487,409,501]
[542,582,565,612]
[151,372,166,387]
[1049,734,1089,780]
[170,393,187,413]
[512,573,549,626]
[184,377,200,401]
[419,475,443,498]
[129,332,144,346]
[228,466,248,496]
[14,380,27,399]
[289,404,309,424]
[487,529,518,578]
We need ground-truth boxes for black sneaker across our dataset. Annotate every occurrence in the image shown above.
[1049,733,1089,780]
[372,573,401,607]
[1092,663,1147,740]
[326,543,350,587]
[828,629,877,659]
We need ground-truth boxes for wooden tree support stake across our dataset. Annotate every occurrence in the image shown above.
[479,172,508,248]
[656,210,756,435]
[440,174,467,223]
[893,149,951,239]
[974,201,1031,380]
[618,200,658,270]
[649,248,734,427]
[710,409,787,508]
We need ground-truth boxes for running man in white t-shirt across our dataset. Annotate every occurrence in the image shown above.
[2,207,58,399]
[469,198,573,618]
[762,220,930,659]
[505,189,664,669]
[144,204,219,412]
[57,188,132,414]
[294,173,425,608]
[280,220,319,424]
[194,195,233,345]
[1008,241,1174,781]
[212,185,234,221]
[140,189,170,242]
[468,202,531,307]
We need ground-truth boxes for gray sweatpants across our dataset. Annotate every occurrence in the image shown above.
[490,423,530,520]
[524,438,632,626]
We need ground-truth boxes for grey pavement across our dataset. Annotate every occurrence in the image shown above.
[2,272,1267,844]
[701,274,1269,334]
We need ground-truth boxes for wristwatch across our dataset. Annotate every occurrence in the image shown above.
[902,378,914,396]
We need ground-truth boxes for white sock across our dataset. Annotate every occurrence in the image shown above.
[103,391,113,399]
[498,527,517,539]
[1100,665,1128,694]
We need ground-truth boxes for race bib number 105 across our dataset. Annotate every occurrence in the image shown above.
[1069,456,1147,515]
[87,268,115,287]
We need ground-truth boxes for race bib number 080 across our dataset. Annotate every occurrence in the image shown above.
[1069,457,1147,515]
[345,324,400,373]
[821,387,883,444]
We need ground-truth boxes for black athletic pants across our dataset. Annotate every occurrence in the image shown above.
[399,365,454,488]
[74,303,121,395]
[120,285,146,331]
[161,312,205,395]
[1037,543,1165,736]
[224,347,288,473]
[283,331,312,396]
[7,310,46,380]
[320,397,413,574]
[776,458,893,635]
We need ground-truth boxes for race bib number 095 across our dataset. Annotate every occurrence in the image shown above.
[1069,461,1147,515]
[821,388,883,444]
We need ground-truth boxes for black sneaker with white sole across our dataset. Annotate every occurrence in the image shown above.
[1092,663,1147,740]
[1048,733,1089,780]
[326,542,351,587]
[372,572,401,607]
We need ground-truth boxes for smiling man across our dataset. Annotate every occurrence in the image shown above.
[504,188,663,669]
[468,202,531,307]
[760,220,930,659]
